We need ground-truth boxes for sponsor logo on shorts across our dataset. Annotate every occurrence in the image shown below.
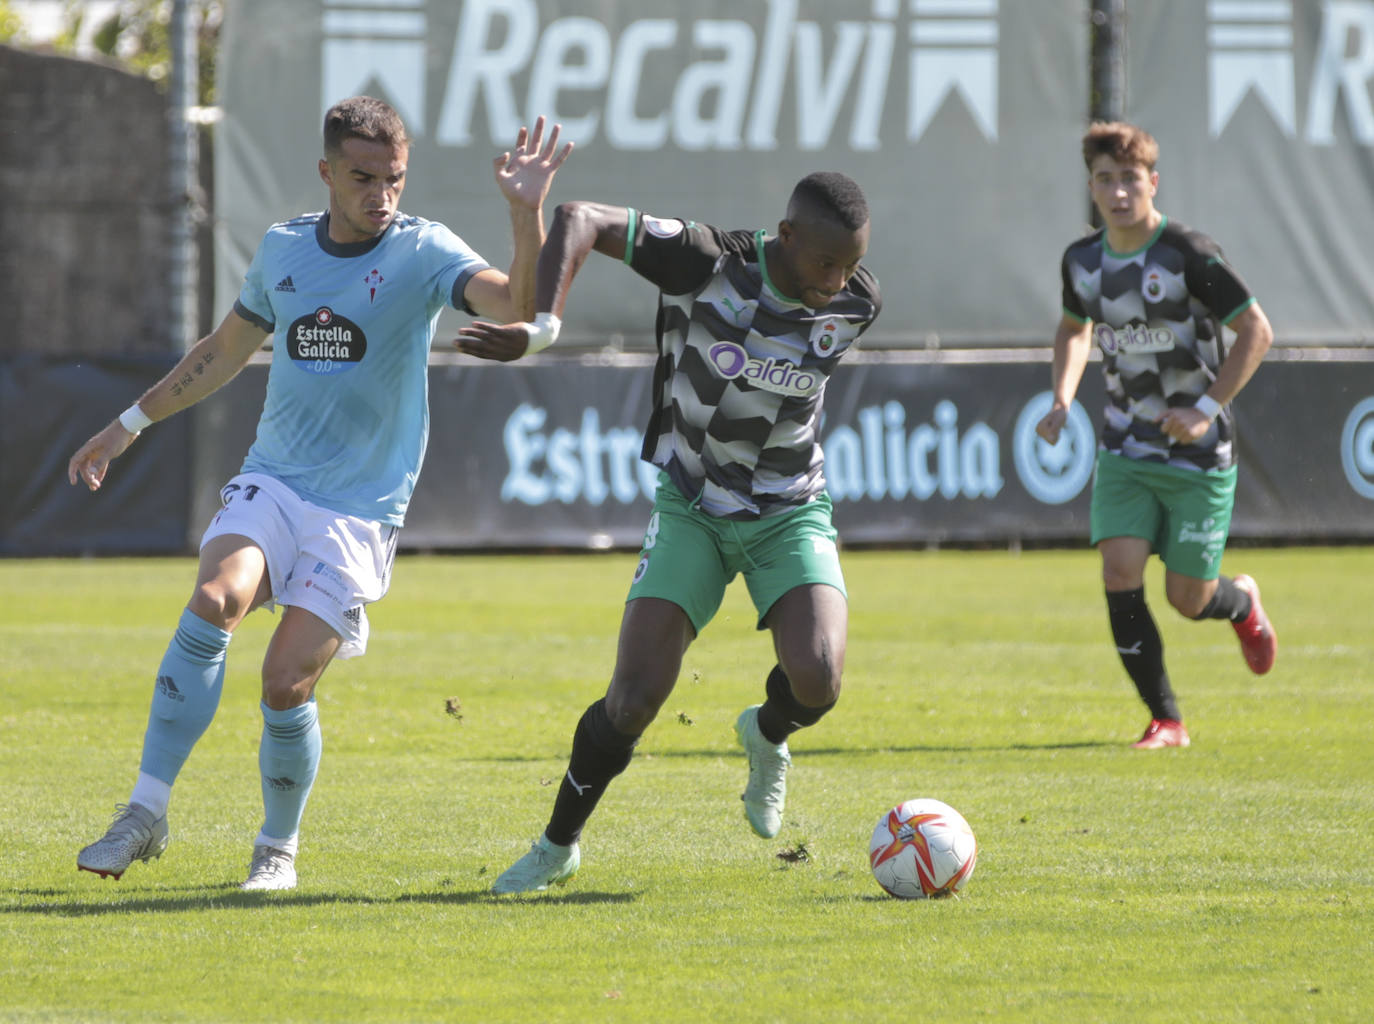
[1177,516,1226,546]
[303,561,350,610]
[632,554,650,584]
[1179,516,1227,563]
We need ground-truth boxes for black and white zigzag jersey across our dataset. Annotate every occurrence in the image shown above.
[1061,216,1255,472]
[625,210,882,519]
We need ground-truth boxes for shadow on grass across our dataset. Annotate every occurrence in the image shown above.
[399,890,637,907]
[0,885,637,917]
[467,739,1116,764]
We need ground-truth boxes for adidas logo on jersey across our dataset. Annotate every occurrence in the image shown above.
[275,275,297,292]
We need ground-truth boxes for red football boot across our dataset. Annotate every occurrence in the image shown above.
[1231,574,1277,675]
[1131,718,1191,749]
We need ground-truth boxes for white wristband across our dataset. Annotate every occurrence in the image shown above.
[522,312,562,355]
[1193,394,1223,421]
[118,402,153,435]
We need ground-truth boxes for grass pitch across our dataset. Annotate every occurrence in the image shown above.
[1,548,1370,1022]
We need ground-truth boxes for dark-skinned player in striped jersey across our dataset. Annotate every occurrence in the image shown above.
[457,173,881,891]
[1037,121,1277,750]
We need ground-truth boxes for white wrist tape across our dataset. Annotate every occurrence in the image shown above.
[522,312,562,355]
[118,402,153,435]
[1193,394,1223,421]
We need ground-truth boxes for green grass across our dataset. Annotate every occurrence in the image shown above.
[1,548,1371,1023]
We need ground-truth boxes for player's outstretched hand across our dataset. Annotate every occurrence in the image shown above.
[455,320,534,363]
[1035,406,1067,445]
[67,421,138,492]
[494,116,574,211]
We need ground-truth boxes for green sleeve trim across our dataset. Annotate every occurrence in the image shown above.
[1062,307,1090,325]
[623,208,638,266]
[1220,295,1256,326]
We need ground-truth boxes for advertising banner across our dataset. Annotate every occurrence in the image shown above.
[0,357,190,555]
[180,354,1374,551]
[1127,0,1374,344]
[214,0,1089,348]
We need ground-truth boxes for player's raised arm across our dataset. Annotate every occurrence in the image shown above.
[460,117,574,326]
[67,309,268,492]
[456,201,631,363]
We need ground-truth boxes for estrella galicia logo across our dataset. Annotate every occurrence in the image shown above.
[1013,391,1096,505]
[1340,396,1374,499]
[706,341,821,398]
[287,306,366,374]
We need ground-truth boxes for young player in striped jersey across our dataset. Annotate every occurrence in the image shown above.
[458,172,881,892]
[1036,121,1277,750]
[68,96,570,889]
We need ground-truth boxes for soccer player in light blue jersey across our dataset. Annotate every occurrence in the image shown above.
[67,96,571,890]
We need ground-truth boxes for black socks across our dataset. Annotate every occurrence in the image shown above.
[1105,587,1181,722]
[545,698,638,847]
[755,665,836,745]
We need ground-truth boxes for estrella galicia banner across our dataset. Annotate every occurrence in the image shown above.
[178,355,1374,552]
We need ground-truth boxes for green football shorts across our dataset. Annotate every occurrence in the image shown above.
[1090,450,1238,580]
[626,473,847,633]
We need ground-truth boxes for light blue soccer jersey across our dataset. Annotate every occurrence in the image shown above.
[234,212,490,525]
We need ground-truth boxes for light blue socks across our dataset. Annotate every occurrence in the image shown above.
[257,699,321,846]
[139,607,231,788]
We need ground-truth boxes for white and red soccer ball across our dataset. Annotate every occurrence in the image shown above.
[869,798,978,899]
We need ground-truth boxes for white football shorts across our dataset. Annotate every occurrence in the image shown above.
[200,472,399,659]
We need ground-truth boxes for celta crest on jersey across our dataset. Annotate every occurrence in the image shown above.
[364,267,384,303]
[287,306,367,373]
[706,340,821,398]
[1093,321,1176,355]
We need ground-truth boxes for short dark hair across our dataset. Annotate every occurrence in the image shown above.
[1081,121,1159,171]
[323,96,410,157]
[788,172,870,231]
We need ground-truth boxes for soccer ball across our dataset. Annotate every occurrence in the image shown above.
[869,798,978,899]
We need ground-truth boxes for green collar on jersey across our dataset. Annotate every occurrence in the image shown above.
[755,230,805,306]
[1103,214,1168,260]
